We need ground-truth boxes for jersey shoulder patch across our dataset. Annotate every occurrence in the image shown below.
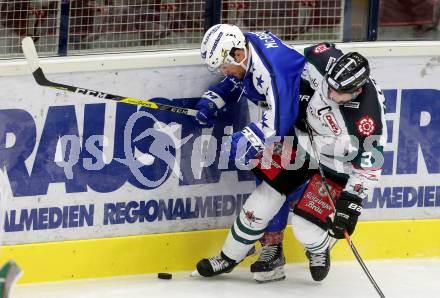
[304,43,344,76]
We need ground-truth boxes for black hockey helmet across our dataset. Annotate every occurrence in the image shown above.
[326,52,370,93]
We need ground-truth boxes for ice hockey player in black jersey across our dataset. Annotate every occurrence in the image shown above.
[249,42,387,283]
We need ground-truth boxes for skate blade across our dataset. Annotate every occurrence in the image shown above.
[253,267,285,283]
[190,270,201,277]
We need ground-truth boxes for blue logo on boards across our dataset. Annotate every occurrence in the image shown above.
[0,97,254,197]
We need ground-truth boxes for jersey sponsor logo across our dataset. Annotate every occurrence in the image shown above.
[323,112,342,135]
[344,101,360,109]
[313,44,331,54]
[356,116,376,136]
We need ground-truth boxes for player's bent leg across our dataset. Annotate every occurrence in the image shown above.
[289,174,344,281]
[196,181,286,278]
[222,180,286,260]
[250,200,289,283]
[250,181,308,283]
[292,214,331,281]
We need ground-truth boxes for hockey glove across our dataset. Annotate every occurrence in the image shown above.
[194,94,220,127]
[328,191,362,239]
[229,123,265,165]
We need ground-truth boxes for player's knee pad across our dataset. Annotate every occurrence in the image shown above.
[265,182,308,233]
[291,214,329,253]
[265,199,290,232]
[232,181,285,243]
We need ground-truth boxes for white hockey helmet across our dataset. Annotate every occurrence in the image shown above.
[200,24,247,72]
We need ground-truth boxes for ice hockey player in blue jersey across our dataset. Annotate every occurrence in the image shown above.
[193,24,305,278]
[194,24,305,158]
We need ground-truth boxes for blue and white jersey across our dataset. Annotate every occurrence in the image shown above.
[204,31,305,139]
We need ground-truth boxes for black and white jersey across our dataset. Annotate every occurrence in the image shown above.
[296,43,387,199]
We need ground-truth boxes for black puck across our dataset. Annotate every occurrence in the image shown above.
[158,272,172,280]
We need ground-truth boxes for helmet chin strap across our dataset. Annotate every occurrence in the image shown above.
[237,47,248,70]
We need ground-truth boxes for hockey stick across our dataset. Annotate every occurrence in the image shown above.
[21,37,197,117]
[0,261,22,298]
[305,123,386,298]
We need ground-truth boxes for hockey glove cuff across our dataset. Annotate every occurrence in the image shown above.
[229,122,266,165]
[328,191,362,239]
[194,95,220,127]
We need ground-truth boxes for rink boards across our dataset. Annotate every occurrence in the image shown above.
[0,41,439,283]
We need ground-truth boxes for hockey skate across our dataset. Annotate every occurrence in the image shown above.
[250,244,286,283]
[196,252,237,277]
[306,248,330,281]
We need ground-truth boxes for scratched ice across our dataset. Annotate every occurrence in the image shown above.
[15,258,440,298]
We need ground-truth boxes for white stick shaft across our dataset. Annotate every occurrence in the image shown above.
[21,37,41,72]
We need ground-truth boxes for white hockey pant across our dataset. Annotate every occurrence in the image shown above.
[222,181,285,262]
[291,214,331,254]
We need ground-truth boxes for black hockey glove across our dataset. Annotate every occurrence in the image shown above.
[328,191,362,239]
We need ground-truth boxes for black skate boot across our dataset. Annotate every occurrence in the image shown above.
[306,248,330,281]
[250,244,286,283]
[196,252,237,277]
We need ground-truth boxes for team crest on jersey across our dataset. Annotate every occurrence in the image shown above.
[323,112,342,135]
[356,116,376,136]
[313,44,331,54]
[243,209,262,226]
[353,183,367,196]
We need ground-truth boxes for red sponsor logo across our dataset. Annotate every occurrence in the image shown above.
[356,116,376,136]
[324,113,342,135]
[313,44,330,54]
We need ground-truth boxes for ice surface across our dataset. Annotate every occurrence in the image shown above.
[14,258,440,298]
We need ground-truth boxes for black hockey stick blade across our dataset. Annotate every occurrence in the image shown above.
[21,37,197,117]
[0,260,23,298]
